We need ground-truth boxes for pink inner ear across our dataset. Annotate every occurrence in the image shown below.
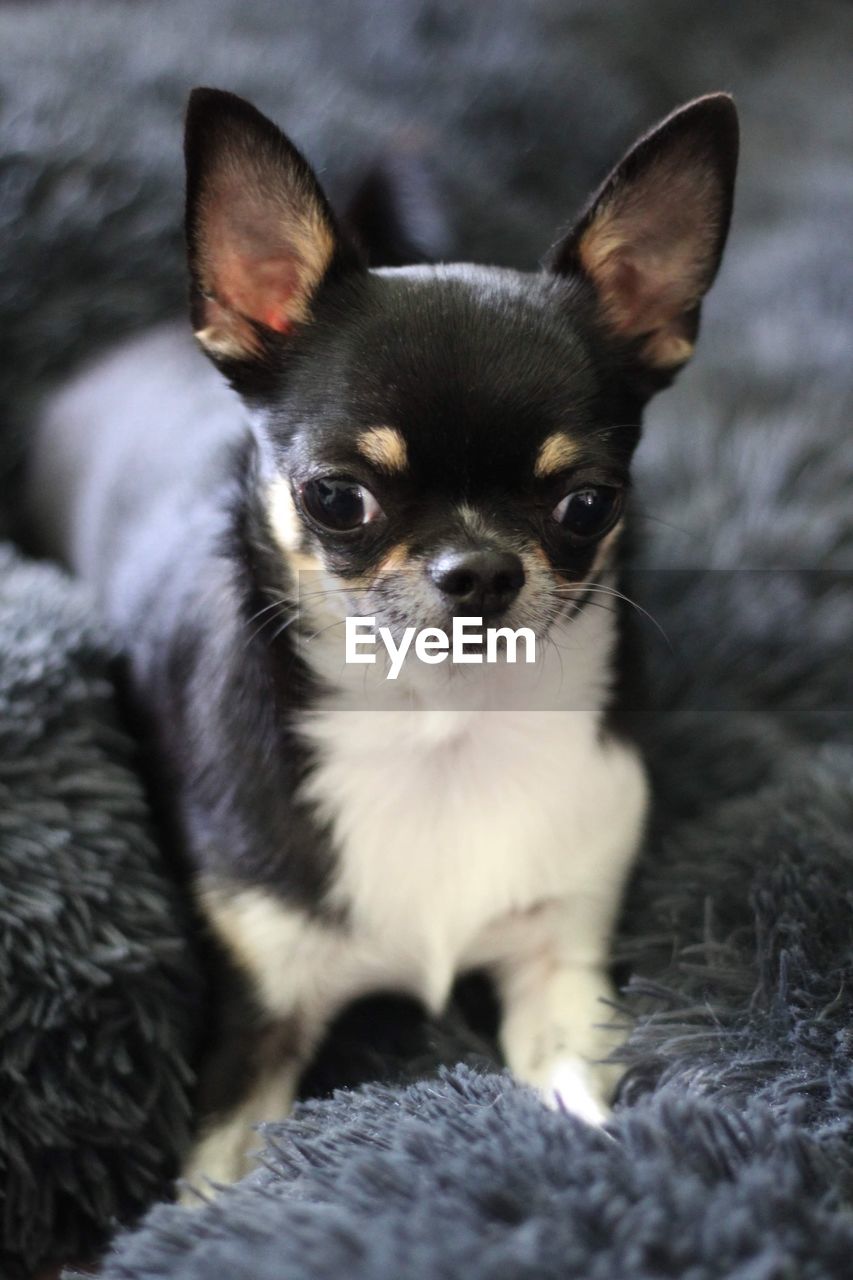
[215,250,302,335]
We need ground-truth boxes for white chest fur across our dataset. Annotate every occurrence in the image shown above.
[298,604,648,1013]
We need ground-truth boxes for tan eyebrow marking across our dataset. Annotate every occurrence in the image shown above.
[534,432,582,478]
[356,426,408,474]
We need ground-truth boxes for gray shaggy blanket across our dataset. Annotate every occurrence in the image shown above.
[0,1,851,1277]
[0,549,202,1278]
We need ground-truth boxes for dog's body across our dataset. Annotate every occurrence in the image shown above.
[29,90,737,1184]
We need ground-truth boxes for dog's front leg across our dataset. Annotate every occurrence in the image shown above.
[496,909,624,1124]
[182,1016,308,1192]
[181,886,345,1192]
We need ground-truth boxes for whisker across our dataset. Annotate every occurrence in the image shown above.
[268,612,303,645]
[245,584,371,648]
[556,582,674,652]
[545,630,565,695]
[295,585,374,600]
[302,617,348,645]
[245,597,289,626]
[243,598,293,649]
[558,596,620,626]
[294,583,371,596]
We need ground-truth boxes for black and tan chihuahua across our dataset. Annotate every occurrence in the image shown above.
[30,88,737,1184]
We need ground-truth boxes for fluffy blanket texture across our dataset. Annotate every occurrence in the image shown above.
[1,2,851,1277]
[0,550,201,1278]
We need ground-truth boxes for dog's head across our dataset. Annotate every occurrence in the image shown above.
[184,88,737,647]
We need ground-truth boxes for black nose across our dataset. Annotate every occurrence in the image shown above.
[428,549,525,616]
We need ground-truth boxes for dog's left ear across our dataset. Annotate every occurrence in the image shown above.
[551,94,738,386]
[184,88,359,372]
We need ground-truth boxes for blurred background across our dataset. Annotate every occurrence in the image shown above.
[1,0,851,547]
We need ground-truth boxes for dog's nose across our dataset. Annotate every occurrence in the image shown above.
[428,549,525,616]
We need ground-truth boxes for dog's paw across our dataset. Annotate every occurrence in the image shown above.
[179,1066,298,1201]
[179,1121,262,1202]
[512,1050,618,1125]
[540,1056,610,1124]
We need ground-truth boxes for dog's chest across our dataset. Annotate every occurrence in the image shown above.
[299,706,645,1009]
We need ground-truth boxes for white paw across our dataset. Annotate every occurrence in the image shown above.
[179,1115,264,1201]
[180,1067,298,1200]
[542,1057,610,1125]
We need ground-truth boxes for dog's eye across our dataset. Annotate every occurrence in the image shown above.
[552,487,622,541]
[300,477,383,531]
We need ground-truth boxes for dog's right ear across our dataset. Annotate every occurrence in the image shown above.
[185,88,360,373]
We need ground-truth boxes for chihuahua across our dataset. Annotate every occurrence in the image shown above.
[30,87,737,1185]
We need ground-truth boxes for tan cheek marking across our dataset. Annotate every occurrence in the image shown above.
[377,542,410,575]
[531,542,572,588]
[356,426,408,474]
[332,543,410,594]
[534,432,582,479]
